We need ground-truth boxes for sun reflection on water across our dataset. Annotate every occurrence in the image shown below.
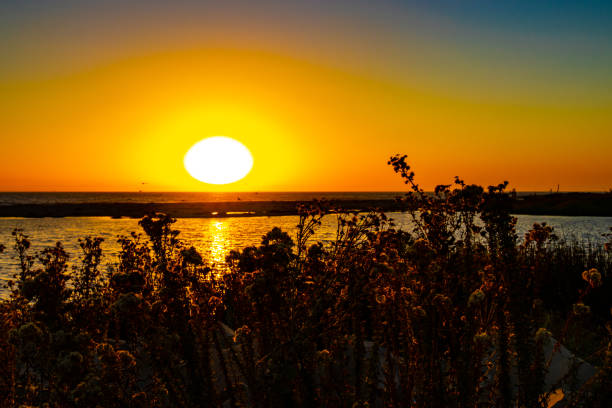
[208,221,230,270]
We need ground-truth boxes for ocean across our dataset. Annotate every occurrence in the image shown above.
[1,193,610,295]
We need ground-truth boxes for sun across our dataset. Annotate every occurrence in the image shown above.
[184,136,254,184]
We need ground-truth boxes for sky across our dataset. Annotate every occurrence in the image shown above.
[1,0,611,192]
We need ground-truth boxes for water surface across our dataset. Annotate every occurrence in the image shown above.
[1,213,610,295]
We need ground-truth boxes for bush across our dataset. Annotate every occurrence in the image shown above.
[0,156,610,407]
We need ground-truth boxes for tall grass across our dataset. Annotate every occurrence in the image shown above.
[0,156,610,407]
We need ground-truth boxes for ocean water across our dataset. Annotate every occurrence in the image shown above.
[0,193,610,296]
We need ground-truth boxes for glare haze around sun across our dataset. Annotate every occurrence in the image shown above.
[184,136,254,185]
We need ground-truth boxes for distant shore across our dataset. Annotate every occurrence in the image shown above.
[511,192,612,217]
[0,199,399,219]
[0,192,610,218]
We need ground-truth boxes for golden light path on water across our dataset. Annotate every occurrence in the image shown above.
[209,221,230,268]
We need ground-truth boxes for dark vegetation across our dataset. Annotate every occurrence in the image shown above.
[0,192,611,219]
[0,156,610,407]
[511,192,612,217]
[0,199,403,219]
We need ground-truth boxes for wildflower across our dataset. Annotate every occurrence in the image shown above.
[95,342,115,357]
[468,288,485,306]
[233,325,251,344]
[473,332,490,345]
[316,349,332,362]
[581,268,602,288]
[412,306,427,318]
[413,238,431,254]
[433,294,451,308]
[573,302,590,316]
[535,328,552,342]
[117,350,137,369]
[208,296,223,309]
[131,392,147,407]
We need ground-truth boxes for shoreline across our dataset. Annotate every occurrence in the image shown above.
[0,199,400,219]
[0,193,611,218]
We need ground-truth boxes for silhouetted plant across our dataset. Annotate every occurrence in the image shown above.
[0,156,609,407]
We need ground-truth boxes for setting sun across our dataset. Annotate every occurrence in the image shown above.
[1,2,611,406]
[184,136,254,185]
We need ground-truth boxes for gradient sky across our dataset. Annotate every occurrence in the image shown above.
[1,0,611,191]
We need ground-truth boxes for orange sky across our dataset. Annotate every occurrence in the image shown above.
[1,1,611,192]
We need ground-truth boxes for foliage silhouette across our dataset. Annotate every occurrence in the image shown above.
[0,156,610,407]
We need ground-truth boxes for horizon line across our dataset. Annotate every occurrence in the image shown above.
[0,190,609,194]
